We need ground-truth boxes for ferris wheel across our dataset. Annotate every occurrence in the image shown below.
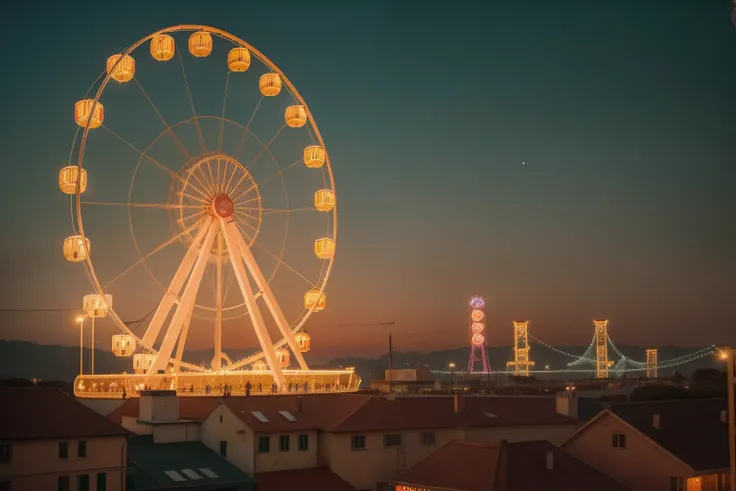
[59,25,338,388]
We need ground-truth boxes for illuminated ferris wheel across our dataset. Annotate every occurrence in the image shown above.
[59,25,340,389]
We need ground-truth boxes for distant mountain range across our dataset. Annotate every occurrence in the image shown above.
[0,340,721,383]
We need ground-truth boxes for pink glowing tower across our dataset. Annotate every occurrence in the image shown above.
[467,296,489,373]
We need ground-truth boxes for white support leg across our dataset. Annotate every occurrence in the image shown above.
[141,218,213,349]
[213,231,224,370]
[233,226,309,370]
[147,221,218,375]
[220,218,286,386]
[174,301,195,372]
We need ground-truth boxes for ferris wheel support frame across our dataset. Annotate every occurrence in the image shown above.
[147,219,218,375]
[230,220,308,371]
[140,219,212,349]
[220,218,286,386]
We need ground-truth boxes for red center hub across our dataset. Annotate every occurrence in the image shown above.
[212,194,235,219]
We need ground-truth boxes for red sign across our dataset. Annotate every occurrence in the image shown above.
[212,194,234,218]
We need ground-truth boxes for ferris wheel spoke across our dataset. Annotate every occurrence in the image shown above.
[81,201,201,210]
[182,169,214,200]
[133,78,191,161]
[261,207,317,215]
[103,219,204,290]
[180,210,208,223]
[252,239,316,287]
[245,125,286,174]
[100,125,184,184]
[177,50,207,154]
[234,213,259,235]
[232,95,264,160]
[218,71,231,153]
[229,181,259,203]
[254,157,304,189]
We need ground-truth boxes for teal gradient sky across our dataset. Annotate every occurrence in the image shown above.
[0,0,734,362]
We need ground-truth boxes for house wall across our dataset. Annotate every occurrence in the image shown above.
[254,430,319,472]
[200,404,254,473]
[563,412,692,491]
[322,429,464,491]
[0,436,127,491]
[151,423,200,443]
[120,416,152,435]
[466,423,579,445]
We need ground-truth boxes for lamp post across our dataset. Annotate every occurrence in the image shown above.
[77,316,85,376]
[723,348,735,491]
[449,362,456,393]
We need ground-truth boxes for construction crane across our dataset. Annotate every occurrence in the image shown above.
[338,321,396,328]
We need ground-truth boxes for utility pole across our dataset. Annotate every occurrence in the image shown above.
[388,333,393,394]
[77,316,85,375]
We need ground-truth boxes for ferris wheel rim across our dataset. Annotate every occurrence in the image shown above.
[72,24,338,372]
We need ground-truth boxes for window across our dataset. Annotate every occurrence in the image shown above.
[219,415,223,423]
[0,482,10,491]
[611,433,626,448]
[669,477,684,491]
[96,473,107,491]
[77,475,89,491]
[0,444,11,463]
[57,476,69,491]
[384,434,401,447]
[420,431,436,446]
[219,441,227,457]
[279,435,290,452]
[78,440,87,458]
[351,435,366,450]
[259,436,270,453]
[298,434,309,451]
[58,442,69,459]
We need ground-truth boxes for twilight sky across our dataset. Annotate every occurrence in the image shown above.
[0,0,734,363]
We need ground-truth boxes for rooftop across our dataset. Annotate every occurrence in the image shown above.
[0,387,131,441]
[255,466,357,491]
[107,396,220,425]
[606,397,731,471]
[127,435,255,491]
[219,393,577,433]
[394,439,630,491]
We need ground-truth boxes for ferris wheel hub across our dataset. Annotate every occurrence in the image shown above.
[212,193,235,219]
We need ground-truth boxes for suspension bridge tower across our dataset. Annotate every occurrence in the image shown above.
[467,296,489,374]
[646,349,658,378]
[594,319,613,378]
[506,321,535,376]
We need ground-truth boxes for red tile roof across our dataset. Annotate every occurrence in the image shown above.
[329,395,578,432]
[606,398,731,471]
[0,387,131,441]
[396,440,502,491]
[220,394,576,434]
[255,466,357,491]
[394,440,630,491]
[224,393,372,433]
[106,397,220,425]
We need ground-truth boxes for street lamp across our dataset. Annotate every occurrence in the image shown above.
[449,363,456,393]
[76,316,85,376]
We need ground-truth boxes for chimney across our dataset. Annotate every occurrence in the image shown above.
[653,414,661,429]
[296,396,303,414]
[139,390,179,422]
[555,391,578,419]
[546,450,554,470]
[721,409,728,423]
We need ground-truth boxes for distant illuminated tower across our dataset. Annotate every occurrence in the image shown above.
[594,319,613,379]
[467,296,489,374]
[646,349,658,379]
[507,321,535,376]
